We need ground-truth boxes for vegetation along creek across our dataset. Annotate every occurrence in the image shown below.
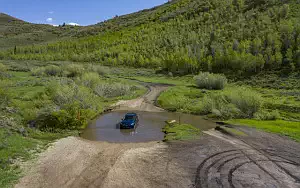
[1,0,300,187]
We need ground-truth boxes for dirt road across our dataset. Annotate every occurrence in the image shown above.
[114,83,169,112]
[16,84,300,188]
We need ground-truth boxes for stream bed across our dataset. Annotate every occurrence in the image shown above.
[81,111,217,143]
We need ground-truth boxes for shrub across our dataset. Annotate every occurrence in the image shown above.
[0,63,9,78]
[47,81,101,110]
[35,105,84,131]
[80,72,101,89]
[87,65,110,76]
[208,94,241,119]
[50,83,77,106]
[31,67,45,76]
[195,87,262,119]
[224,87,263,118]
[0,89,9,109]
[44,65,62,76]
[0,116,16,128]
[254,110,280,120]
[31,65,62,76]
[94,83,135,98]
[194,72,227,90]
[40,81,103,130]
[0,63,7,72]
[64,64,85,77]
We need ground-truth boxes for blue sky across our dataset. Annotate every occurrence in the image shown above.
[1,0,168,26]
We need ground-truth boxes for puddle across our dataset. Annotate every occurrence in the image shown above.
[81,111,217,143]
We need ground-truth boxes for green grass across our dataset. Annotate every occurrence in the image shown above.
[157,86,205,113]
[0,60,299,186]
[226,119,300,142]
[0,61,149,187]
[0,129,39,188]
[0,128,78,188]
[158,85,263,119]
[162,123,201,141]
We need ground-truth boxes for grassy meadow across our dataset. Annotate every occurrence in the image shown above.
[0,59,299,187]
[0,60,147,187]
[157,72,300,142]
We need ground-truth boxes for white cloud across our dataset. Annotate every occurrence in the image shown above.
[48,11,54,14]
[68,22,80,26]
[52,24,59,27]
[46,18,53,22]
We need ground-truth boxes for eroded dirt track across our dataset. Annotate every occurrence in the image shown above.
[114,83,169,112]
[16,84,300,188]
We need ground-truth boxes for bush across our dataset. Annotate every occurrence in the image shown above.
[94,83,135,98]
[190,87,262,119]
[87,65,110,76]
[48,82,76,106]
[224,87,263,118]
[194,72,227,90]
[254,110,280,120]
[35,105,84,131]
[0,89,9,109]
[0,63,9,78]
[205,94,241,119]
[158,85,262,119]
[44,65,62,76]
[39,81,103,130]
[0,63,7,72]
[64,64,85,77]
[31,67,45,76]
[47,81,102,110]
[80,72,101,88]
[31,65,62,76]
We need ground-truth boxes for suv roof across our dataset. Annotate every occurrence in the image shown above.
[125,113,137,116]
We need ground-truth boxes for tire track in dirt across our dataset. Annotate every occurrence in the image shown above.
[15,82,300,188]
[196,130,300,188]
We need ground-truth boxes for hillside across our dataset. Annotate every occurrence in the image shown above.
[1,0,300,75]
[0,13,25,25]
[1,1,300,187]
[0,13,82,49]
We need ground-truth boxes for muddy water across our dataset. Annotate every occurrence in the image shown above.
[81,111,216,143]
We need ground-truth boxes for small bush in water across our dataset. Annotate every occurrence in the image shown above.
[194,72,227,90]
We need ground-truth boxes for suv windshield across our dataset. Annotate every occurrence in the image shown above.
[125,115,134,120]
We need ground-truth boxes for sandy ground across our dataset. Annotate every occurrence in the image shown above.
[16,84,300,188]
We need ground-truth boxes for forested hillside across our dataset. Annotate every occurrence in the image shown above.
[1,0,300,75]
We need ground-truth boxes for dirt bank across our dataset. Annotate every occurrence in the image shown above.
[16,84,300,188]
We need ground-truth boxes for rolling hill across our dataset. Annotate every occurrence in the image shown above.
[1,0,300,75]
[0,13,83,49]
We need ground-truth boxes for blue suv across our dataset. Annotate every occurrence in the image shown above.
[120,113,139,129]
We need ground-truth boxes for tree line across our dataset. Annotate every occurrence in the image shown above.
[0,0,299,75]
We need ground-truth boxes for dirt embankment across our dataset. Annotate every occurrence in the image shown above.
[16,84,300,188]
